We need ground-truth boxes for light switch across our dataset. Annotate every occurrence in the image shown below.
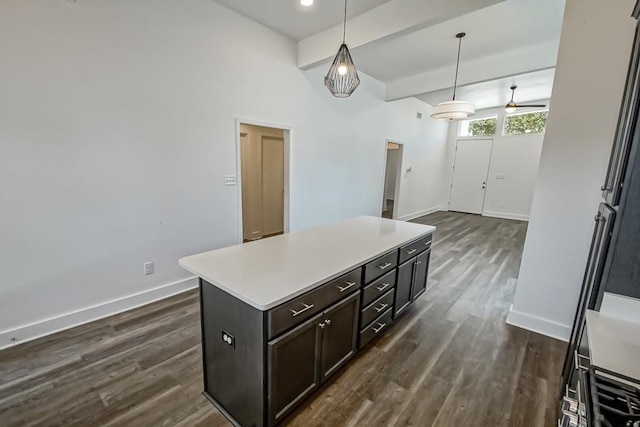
[224,175,237,186]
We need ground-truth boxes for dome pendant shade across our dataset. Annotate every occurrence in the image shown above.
[324,43,360,97]
[430,32,475,121]
[431,100,475,121]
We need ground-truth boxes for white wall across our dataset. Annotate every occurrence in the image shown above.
[0,0,448,348]
[444,105,547,221]
[507,0,637,340]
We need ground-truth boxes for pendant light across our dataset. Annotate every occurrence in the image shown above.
[324,0,360,97]
[430,33,475,121]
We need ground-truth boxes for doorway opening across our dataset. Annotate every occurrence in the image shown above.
[448,138,493,214]
[237,121,290,243]
[382,141,403,219]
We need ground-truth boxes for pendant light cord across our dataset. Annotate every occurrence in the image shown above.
[452,34,463,101]
[342,0,348,43]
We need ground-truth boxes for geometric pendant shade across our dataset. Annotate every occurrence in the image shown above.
[324,43,360,98]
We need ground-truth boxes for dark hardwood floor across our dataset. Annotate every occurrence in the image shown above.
[0,212,566,426]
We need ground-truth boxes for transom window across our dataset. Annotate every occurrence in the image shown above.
[458,115,498,137]
[503,110,549,136]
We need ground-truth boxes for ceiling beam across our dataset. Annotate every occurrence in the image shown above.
[297,0,507,70]
[385,40,560,101]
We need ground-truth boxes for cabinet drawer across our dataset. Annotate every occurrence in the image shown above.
[362,269,396,307]
[363,251,398,284]
[268,268,362,339]
[360,289,395,329]
[359,308,393,349]
[398,234,433,264]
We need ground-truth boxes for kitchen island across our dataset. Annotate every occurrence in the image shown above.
[179,216,436,426]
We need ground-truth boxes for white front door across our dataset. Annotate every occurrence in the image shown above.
[449,139,493,214]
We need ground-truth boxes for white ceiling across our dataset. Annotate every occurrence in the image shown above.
[417,68,556,109]
[212,0,392,41]
[351,0,564,82]
[213,0,565,105]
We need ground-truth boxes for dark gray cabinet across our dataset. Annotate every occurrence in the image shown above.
[395,260,414,317]
[319,292,360,381]
[199,231,434,426]
[269,292,359,424]
[412,250,431,300]
[395,247,431,318]
[268,313,322,426]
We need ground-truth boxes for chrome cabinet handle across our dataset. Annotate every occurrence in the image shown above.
[601,184,611,191]
[424,241,431,246]
[319,322,326,329]
[290,303,314,317]
[415,261,422,266]
[376,282,390,292]
[325,319,331,326]
[374,303,388,313]
[337,281,357,292]
[407,249,417,255]
[378,262,392,270]
[373,322,386,333]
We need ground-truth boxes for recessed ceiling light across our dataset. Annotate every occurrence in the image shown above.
[301,0,313,6]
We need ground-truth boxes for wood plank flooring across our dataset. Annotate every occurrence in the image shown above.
[0,212,566,426]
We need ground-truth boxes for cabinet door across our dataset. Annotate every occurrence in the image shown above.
[411,250,431,301]
[395,259,414,317]
[320,292,360,382]
[268,313,322,425]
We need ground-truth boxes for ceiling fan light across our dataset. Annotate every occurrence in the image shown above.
[430,100,475,121]
[505,101,517,113]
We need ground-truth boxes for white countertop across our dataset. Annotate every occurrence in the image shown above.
[179,216,435,311]
[586,310,640,381]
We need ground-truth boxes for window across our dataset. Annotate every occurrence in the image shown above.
[459,116,497,137]
[504,110,548,135]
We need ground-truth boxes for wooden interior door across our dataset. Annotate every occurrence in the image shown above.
[262,136,284,236]
[449,139,493,214]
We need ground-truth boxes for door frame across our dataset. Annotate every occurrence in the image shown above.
[381,140,404,220]
[447,137,494,215]
[235,118,291,244]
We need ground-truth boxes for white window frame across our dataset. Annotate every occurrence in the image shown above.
[458,114,499,138]
[502,108,549,136]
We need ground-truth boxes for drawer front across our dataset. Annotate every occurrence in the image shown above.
[268,268,362,339]
[362,269,396,307]
[360,289,395,329]
[363,251,398,284]
[398,234,432,264]
[359,308,393,349]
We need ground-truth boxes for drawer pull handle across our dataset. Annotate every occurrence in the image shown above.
[290,303,314,317]
[378,262,392,270]
[374,303,388,313]
[373,322,386,334]
[424,241,431,246]
[337,281,357,292]
[376,282,390,292]
[407,249,417,255]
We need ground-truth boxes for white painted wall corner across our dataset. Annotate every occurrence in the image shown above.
[506,305,570,342]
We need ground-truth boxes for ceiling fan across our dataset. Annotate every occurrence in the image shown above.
[505,85,546,113]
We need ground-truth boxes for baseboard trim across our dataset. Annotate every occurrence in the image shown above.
[397,206,445,222]
[506,305,570,342]
[0,277,198,351]
[482,211,529,221]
